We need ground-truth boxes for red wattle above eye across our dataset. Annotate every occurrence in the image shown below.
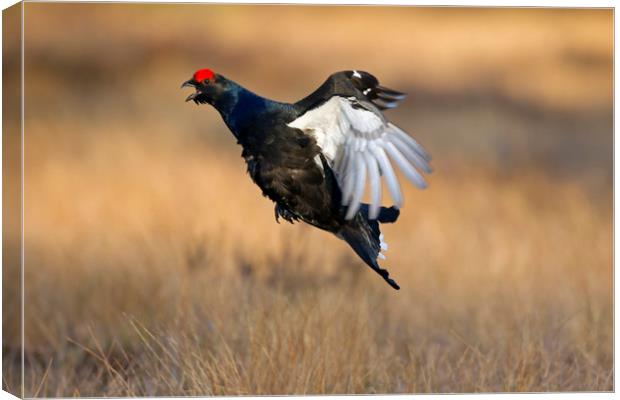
[193,68,215,82]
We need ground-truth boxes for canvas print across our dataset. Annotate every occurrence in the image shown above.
[2,3,613,396]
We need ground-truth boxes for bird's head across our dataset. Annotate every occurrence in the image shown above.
[181,68,230,106]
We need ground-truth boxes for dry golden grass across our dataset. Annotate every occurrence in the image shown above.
[2,4,612,396]
[1,126,611,395]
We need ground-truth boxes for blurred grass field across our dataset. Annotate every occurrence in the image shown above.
[2,4,613,396]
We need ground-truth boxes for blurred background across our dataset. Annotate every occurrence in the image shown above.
[3,4,612,396]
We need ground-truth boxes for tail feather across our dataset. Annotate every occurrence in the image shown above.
[339,211,400,290]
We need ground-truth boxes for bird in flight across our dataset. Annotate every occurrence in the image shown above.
[182,69,431,289]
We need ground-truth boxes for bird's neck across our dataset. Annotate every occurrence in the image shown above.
[213,82,272,137]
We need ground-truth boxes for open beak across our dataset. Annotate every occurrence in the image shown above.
[185,92,199,102]
[180,79,194,89]
[181,79,199,102]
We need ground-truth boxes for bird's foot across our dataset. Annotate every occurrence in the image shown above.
[274,204,298,224]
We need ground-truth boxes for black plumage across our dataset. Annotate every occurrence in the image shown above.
[181,69,429,290]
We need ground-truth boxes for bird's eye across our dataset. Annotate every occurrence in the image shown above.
[202,79,210,85]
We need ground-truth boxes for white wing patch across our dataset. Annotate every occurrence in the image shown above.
[288,96,431,220]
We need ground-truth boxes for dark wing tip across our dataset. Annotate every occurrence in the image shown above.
[348,71,407,110]
[376,85,407,100]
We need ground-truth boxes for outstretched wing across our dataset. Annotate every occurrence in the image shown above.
[288,95,431,220]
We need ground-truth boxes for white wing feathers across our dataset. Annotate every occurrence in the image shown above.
[288,96,431,220]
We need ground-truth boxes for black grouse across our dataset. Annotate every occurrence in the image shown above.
[181,69,431,290]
